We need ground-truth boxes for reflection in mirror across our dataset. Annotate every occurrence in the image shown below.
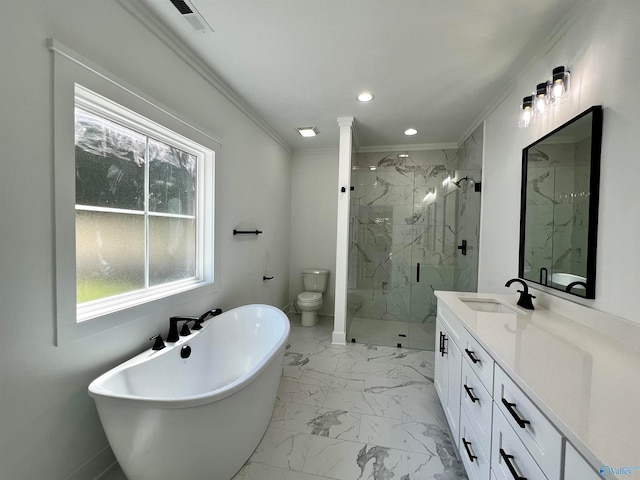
[519,106,603,299]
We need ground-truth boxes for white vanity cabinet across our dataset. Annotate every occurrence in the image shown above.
[435,295,602,480]
[434,316,463,446]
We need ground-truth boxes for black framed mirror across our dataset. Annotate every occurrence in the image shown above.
[518,105,603,299]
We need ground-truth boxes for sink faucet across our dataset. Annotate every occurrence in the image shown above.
[504,278,536,310]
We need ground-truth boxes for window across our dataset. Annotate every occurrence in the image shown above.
[51,40,218,344]
[74,86,215,323]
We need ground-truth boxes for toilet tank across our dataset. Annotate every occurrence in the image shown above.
[302,268,329,293]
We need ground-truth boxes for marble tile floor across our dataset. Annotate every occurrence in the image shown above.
[101,314,467,480]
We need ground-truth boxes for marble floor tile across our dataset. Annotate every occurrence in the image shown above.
[364,375,433,397]
[277,378,328,407]
[358,415,452,456]
[270,403,360,441]
[323,388,404,418]
[233,462,328,480]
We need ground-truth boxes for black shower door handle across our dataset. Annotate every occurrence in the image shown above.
[457,240,467,256]
[416,263,420,282]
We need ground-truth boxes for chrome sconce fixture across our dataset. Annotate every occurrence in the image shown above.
[518,66,570,128]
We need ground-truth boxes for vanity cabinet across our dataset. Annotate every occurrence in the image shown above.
[435,298,600,480]
[434,316,463,446]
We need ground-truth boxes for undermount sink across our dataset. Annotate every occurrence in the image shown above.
[460,297,521,315]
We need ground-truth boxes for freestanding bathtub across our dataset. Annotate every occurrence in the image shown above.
[89,304,290,480]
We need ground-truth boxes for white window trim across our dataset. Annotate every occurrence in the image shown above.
[50,39,219,345]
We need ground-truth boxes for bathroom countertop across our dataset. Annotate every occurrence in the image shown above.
[435,290,640,478]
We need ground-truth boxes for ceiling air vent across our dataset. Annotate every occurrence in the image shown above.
[169,0,213,33]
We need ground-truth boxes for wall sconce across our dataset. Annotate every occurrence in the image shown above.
[534,82,549,116]
[518,66,570,127]
[518,96,534,128]
[549,66,570,105]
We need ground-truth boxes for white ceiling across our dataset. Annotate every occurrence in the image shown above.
[137,0,583,151]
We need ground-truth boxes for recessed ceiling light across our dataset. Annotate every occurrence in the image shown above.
[398,154,410,158]
[369,166,377,171]
[297,127,319,138]
[404,128,418,136]
[357,92,374,102]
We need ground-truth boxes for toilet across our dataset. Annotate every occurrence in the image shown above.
[297,268,329,327]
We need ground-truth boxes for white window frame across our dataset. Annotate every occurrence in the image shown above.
[74,86,214,322]
[50,39,218,345]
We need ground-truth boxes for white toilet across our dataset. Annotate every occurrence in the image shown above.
[296,268,329,327]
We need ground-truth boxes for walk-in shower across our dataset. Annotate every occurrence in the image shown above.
[345,126,483,350]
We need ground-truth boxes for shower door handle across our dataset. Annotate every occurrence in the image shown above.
[416,263,420,283]
[457,240,467,256]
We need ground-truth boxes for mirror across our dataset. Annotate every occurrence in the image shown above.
[519,106,603,299]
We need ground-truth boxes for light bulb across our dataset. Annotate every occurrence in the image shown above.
[552,81,565,99]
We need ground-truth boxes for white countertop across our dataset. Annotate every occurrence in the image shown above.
[435,290,640,478]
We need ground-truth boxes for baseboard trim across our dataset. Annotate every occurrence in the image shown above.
[62,445,115,480]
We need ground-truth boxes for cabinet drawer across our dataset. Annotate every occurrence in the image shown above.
[461,333,494,392]
[461,360,492,458]
[491,407,547,480]
[459,408,491,480]
[493,366,561,480]
[437,302,467,346]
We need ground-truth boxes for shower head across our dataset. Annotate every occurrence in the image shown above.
[453,176,474,187]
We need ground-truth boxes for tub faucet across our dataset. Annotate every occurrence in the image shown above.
[505,278,536,310]
[192,308,223,330]
[167,316,198,342]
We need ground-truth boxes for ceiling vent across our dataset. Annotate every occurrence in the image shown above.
[169,0,213,33]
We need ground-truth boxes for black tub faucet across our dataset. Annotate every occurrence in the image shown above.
[505,278,536,310]
[192,308,223,330]
[167,316,198,342]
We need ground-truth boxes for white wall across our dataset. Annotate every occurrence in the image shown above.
[0,2,291,479]
[289,150,339,316]
[479,1,640,323]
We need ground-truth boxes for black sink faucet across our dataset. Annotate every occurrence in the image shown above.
[505,278,536,310]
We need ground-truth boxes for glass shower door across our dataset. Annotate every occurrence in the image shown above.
[346,152,481,351]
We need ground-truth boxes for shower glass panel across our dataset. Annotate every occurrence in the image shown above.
[346,128,482,350]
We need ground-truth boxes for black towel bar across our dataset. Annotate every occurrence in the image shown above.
[233,229,263,235]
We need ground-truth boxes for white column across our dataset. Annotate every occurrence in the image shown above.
[332,116,353,345]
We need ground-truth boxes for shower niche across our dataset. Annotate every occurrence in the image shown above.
[346,129,483,350]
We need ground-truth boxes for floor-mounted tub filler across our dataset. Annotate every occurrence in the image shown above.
[89,304,290,480]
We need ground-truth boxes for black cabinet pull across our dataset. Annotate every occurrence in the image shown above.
[499,448,527,480]
[464,384,479,403]
[465,348,480,364]
[502,398,531,429]
[462,438,477,463]
[416,262,420,282]
[439,332,448,356]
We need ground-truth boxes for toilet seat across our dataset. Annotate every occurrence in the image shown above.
[297,292,322,306]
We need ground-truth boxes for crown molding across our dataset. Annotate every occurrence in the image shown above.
[291,147,339,157]
[115,0,291,154]
[357,142,459,153]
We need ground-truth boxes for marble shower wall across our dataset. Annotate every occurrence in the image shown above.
[347,124,483,328]
[524,136,591,281]
[454,124,483,293]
